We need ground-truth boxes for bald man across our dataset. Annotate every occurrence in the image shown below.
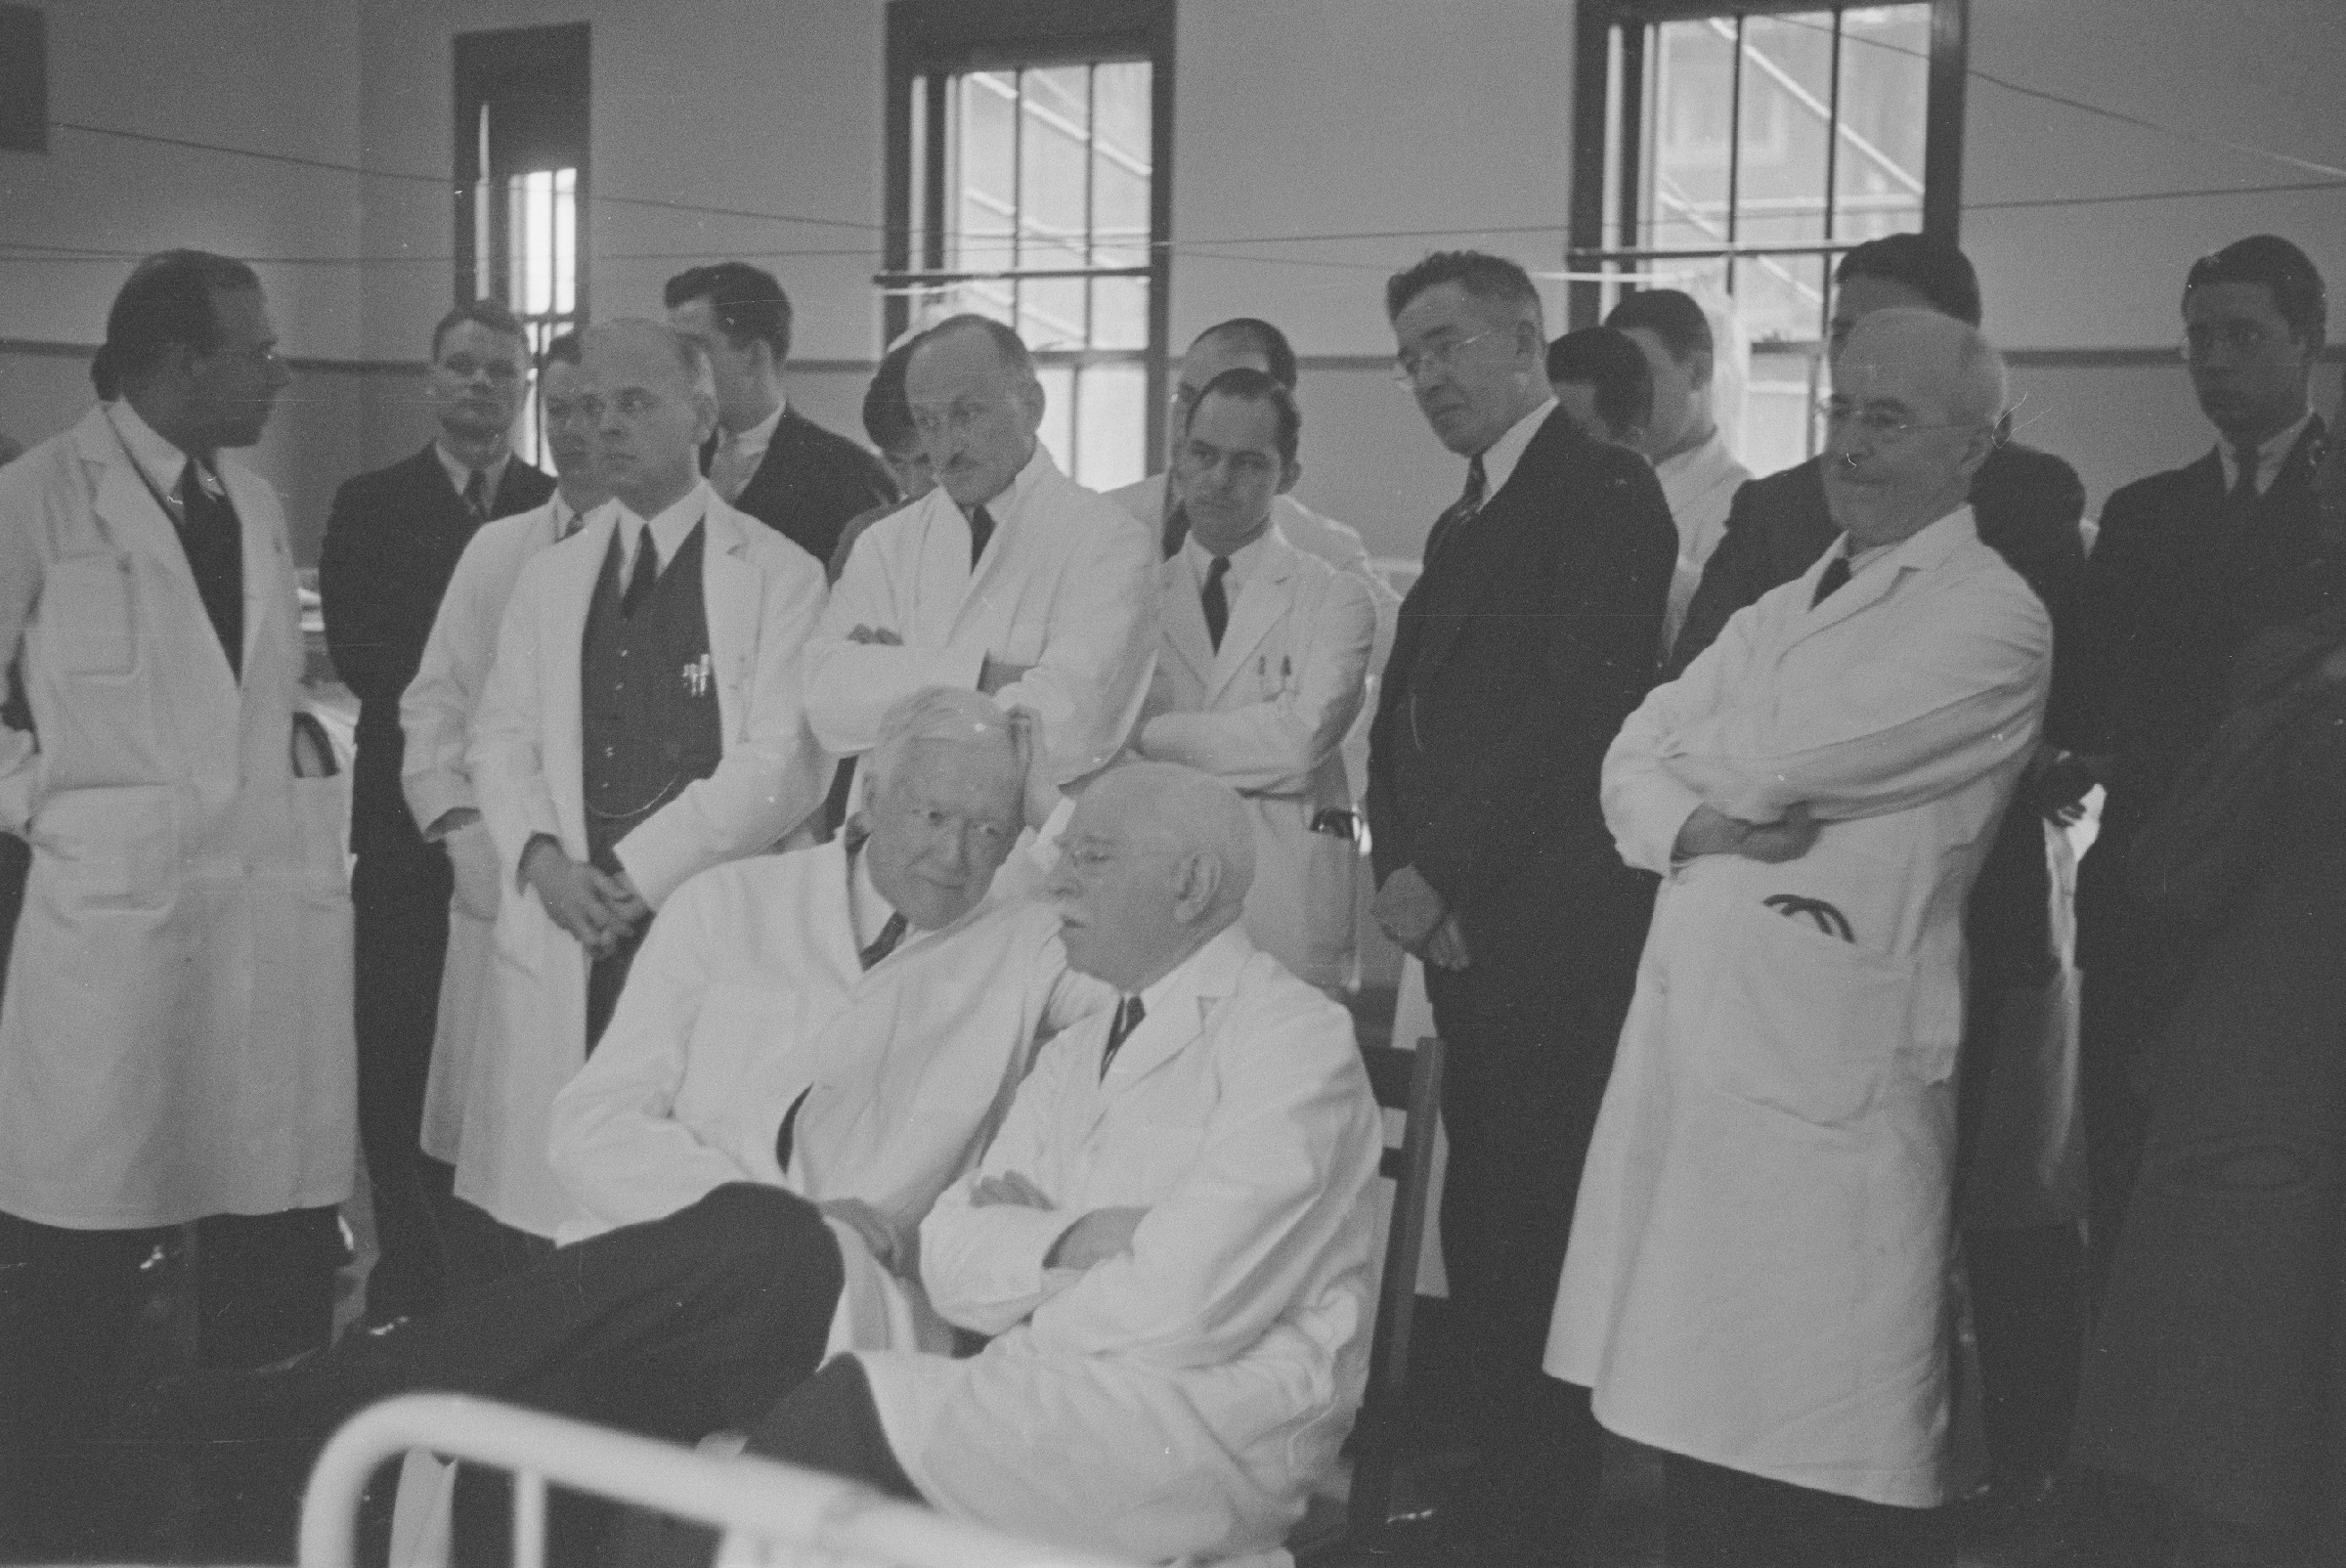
[461,319,830,1253]
[1546,311,2053,1568]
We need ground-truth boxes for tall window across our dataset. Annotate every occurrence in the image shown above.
[883,0,1173,493]
[1570,2,1967,475]
[456,23,589,466]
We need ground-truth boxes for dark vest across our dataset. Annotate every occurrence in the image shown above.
[580,522,723,872]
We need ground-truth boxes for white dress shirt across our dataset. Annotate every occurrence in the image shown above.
[2216,408,2316,499]
[616,480,713,577]
[1476,396,1559,497]
[1654,429,1753,652]
[432,441,511,512]
[709,401,785,503]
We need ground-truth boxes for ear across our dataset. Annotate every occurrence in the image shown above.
[1277,457,1302,497]
[691,391,720,449]
[1019,377,1048,433]
[1170,849,1221,925]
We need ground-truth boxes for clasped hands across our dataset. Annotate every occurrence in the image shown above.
[973,1169,1148,1272]
[1373,865,1471,971]
[1672,802,1821,863]
[520,838,649,959]
[818,1197,921,1280]
[843,624,1033,697]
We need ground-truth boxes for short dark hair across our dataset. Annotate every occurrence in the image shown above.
[2185,234,2326,349]
[1386,250,1542,324]
[664,261,793,360]
[1834,234,1982,326]
[1547,327,1653,435]
[539,328,585,373]
[862,334,925,453]
[93,249,263,399]
[431,298,529,362]
[1605,288,1713,363]
[1185,366,1302,463]
[1192,318,1298,390]
[914,314,1038,385]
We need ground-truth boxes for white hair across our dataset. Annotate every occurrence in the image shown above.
[864,686,1022,806]
[1088,761,1256,912]
[1844,307,2009,427]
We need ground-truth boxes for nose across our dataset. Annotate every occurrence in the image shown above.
[1044,852,1079,901]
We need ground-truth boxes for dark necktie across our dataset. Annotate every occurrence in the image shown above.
[177,461,243,677]
[968,504,996,569]
[1162,500,1190,560]
[2229,444,2261,514]
[858,910,908,970]
[621,532,660,617]
[461,467,489,527]
[772,1084,811,1174]
[1811,553,1852,607]
[1423,455,1488,566]
[1201,555,1232,651]
[1100,995,1145,1079]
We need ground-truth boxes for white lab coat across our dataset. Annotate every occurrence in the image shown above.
[1135,530,1376,990]
[1545,505,2051,1506]
[858,926,1382,1563]
[0,405,355,1228]
[399,498,576,1164]
[1654,430,1752,655]
[462,490,829,1237]
[804,445,1157,785]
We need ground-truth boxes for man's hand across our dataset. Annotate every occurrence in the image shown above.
[846,625,903,646]
[818,1198,918,1279]
[1045,1206,1148,1271]
[521,839,632,956]
[2030,750,2103,826]
[1422,913,1472,971]
[443,817,504,923]
[978,656,1035,697]
[1372,864,1449,955]
[591,866,652,928]
[1673,803,1819,864]
[971,1170,1054,1209]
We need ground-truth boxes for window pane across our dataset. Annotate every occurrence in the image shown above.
[1651,19,1737,250]
[1744,343,1826,478]
[957,71,1017,273]
[1835,6,1930,242]
[1035,363,1077,479]
[1019,65,1091,275]
[1091,63,1152,270]
[553,167,577,316]
[1074,360,1147,493]
[1091,276,1149,352]
[1733,249,1830,349]
[1019,277,1087,352]
[1735,14,1835,255]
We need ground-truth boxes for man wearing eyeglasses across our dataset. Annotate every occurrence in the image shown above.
[2045,234,2332,1318]
[319,300,554,1329]
[1549,309,2051,1568]
[1367,250,1675,1562]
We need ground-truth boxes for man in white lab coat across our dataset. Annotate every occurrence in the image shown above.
[398,329,604,1287]
[1606,288,1752,661]
[462,320,829,1249]
[0,252,350,1557]
[803,314,1157,791]
[1545,311,2052,1568]
[1130,368,1375,991]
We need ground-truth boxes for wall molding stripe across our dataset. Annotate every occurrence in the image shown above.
[0,340,886,376]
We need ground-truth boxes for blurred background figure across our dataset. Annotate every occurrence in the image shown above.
[1546,325,1653,454]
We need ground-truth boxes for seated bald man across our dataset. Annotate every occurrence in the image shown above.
[136,689,1105,1554]
[683,762,1384,1568]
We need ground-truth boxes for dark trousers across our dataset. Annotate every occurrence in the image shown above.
[198,1183,844,1565]
[1422,893,1644,1555]
[2077,948,2197,1312]
[0,1205,341,1560]
[352,847,456,1325]
[1662,1453,1953,1568]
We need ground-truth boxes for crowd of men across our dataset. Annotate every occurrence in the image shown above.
[0,226,2336,1568]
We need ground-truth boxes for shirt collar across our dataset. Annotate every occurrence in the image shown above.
[616,479,713,569]
[107,399,201,499]
[1834,501,1977,578]
[961,440,1056,531]
[722,400,787,455]
[1183,519,1274,592]
[843,830,897,951]
[1475,397,1558,501]
[432,439,510,506]
[2218,409,2316,499]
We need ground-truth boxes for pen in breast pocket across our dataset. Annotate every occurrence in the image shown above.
[1281,656,1292,680]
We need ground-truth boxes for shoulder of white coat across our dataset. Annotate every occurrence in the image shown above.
[0,423,84,513]
[1218,951,1366,1083]
[715,498,825,584]
[1936,530,2054,636]
[1039,468,1156,557]
[1105,471,1165,527]
[660,838,834,936]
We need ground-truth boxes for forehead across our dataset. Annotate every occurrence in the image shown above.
[2186,281,2287,325]
[906,329,1010,400]
[1180,333,1271,387]
[1395,281,1500,342]
[1831,339,1949,410]
[584,335,685,394]
[1186,390,1283,452]
[1832,275,1933,324]
[886,736,1019,805]
[540,360,589,396]
[208,286,273,346]
[438,320,526,363]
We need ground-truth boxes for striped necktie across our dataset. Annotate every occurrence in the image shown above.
[1100,995,1146,1079]
[858,910,908,970]
[1423,455,1488,566]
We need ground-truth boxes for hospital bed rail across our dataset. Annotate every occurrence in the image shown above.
[298,1392,1136,1568]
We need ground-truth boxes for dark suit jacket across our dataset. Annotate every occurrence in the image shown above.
[710,406,898,568]
[2052,417,2336,966]
[320,446,554,861]
[1367,409,1676,956]
[1662,439,2088,985]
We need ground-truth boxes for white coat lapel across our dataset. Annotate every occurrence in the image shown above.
[1159,557,1218,692]
[544,508,617,853]
[912,491,980,632]
[701,501,760,749]
[85,428,240,706]
[1207,537,1298,703]
[1084,927,1251,1133]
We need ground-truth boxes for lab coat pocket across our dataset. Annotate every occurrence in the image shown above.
[43,552,140,677]
[29,784,177,911]
[1706,903,1913,1127]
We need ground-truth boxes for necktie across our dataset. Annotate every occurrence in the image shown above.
[858,910,908,970]
[1423,455,1488,566]
[1100,995,1146,1079]
[1161,500,1190,560]
[772,1084,811,1175]
[1811,553,1852,607]
[461,467,489,527]
[177,461,243,676]
[1201,555,1232,651]
[621,532,661,617]
[968,504,996,570]
[2230,443,2262,512]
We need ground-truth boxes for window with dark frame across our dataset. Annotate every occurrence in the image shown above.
[1569,1,1968,474]
[882,0,1174,493]
[455,22,589,467]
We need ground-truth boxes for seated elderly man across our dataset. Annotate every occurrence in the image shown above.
[136,688,1104,1549]
[683,761,1384,1568]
